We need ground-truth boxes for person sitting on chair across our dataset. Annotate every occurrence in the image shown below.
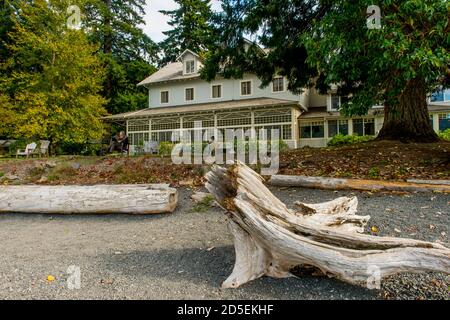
[117,131,129,154]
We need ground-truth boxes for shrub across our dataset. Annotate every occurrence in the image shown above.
[328,134,374,147]
[158,142,175,157]
[8,140,27,156]
[368,167,380,179]
[438,129,450,141]
[191,195,215,213]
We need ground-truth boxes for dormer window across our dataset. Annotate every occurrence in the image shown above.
[185,60,195,74]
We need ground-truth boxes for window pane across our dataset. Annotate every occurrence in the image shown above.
[439,113,450,131]
[161,91,169,103]
[311,122,324,138]
[331,96,340,110]
[339,120,349,135]
[364,119,375,136]
[241,81,251,95]
[353,119,364,136]
[300,125,311,139]
[185,60,195,74]
[212,85,221,98]
[273,77,284,92]
[328,120,338,137]
[185,88,194,101]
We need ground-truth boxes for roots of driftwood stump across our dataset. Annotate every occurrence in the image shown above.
[205,162,450,289]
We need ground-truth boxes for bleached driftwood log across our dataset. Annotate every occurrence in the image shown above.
[0,184,177,214]
[205,162,450,289]
[270,175,450,193]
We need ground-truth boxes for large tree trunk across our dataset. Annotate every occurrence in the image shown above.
[0,184,178,214]
[378,78,438,142]
[205,162,450,289]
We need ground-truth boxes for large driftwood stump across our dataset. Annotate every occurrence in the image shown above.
[0,184,177,214]
[205,162,450,289]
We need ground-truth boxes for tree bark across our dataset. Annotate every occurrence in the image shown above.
[0,184,178,214]
[205,162,450,289]
[378,78,439,142]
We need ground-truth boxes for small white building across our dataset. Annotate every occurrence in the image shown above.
[105,49,450,150]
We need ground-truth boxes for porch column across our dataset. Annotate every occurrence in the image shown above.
[348,119,353,135]
[251,109,256,139]
[291,107,299,148]
[432,114,439,132]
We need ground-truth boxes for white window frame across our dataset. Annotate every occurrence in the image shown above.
[240,80,253,97]
[185,60,195,74]
[272,76,285,93]
[211,83,223,99]
[300,121,325,139]
[160,90,169,104]
[184,87,195,102]
[329,95,341,111]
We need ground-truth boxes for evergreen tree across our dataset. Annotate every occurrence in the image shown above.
[0,0,15,65]
[160,0,213,64]
[0,0,107,149]
[203,0,449,142]
[83,0,159,114]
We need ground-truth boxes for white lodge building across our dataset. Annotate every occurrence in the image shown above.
[105,49,450,151]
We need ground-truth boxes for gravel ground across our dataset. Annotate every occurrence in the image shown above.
[0,187,448,300]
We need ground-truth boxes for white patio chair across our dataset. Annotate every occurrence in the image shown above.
[16,142,37,158]
[39,140,50,157]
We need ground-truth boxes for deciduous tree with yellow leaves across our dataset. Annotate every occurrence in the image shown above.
[0,0,107,152]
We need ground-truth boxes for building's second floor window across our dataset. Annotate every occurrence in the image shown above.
[331,96,340,110]
[272,77,284,92]
[161,91,169,104]
[185,60,195,74]
[212,85,222,98]
[330,95,350,111]
[241,81,252,96]
[185,88,195,101]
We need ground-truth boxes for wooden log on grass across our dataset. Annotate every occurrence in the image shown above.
[269,175,450,193]
[205,162,450,289]
[0,184,178,214]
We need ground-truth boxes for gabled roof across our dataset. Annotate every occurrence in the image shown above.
[137,61,200,87]
[176,49,201,62]
[138,40,267,87]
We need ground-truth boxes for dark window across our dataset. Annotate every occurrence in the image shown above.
[339,120,349,135]
[353,119,364,136]
[185,88,194,101]
[212,85,222,98]
[364,119,375,136]
[439,114,450,131]
[241,81,252,95]
[300,125,311,139]
[328,120,338,137]
[161,91,169,104]
[331,96,340,110]
[311,122,324,138]
[272,77,284,92]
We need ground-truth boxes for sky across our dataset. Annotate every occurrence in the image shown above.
[142,0,223,43]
